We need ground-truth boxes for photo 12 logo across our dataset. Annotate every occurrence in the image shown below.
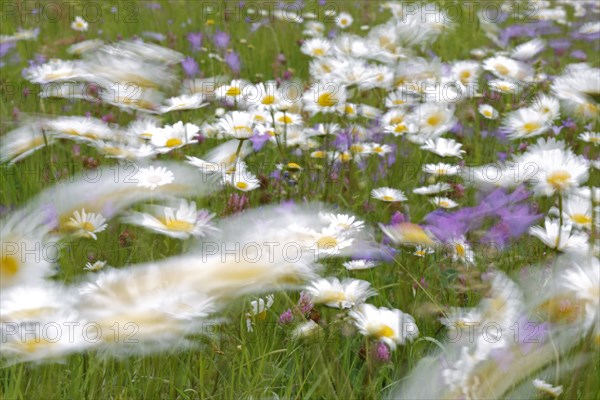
[2,1,138,24]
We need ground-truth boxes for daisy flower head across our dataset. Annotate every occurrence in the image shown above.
[530,94,560,122]
[301,38,332,57]
[379,222,437,247]
[503,107,552,140]
[478,104,499,120]
[511,38,545,60]
[218,111,255,139]
[532,379,563,397]
[25,59,89,84]
[431,197,458,209]
[371,187,407,202]
[136,166,175,190]
[150,121,200,152]
[215,79,249,106]
[579,132,600,145]
[420,138,465,158]
[409,103,457,140]
[413,246,434,257]
[452,60,480,87]
[447,236,474,264]
[483,55,532,81]
[71,16,88,31]
[524,148,589,196]
[225,161,261,192]
[343,259,379,270]
[66,209,107,240]
[552,195,595,229]
[85,260,107,272]
[303,82,347,115]
[423,162,460,176]
[319,213,364,233]
[307,226,354,258]
[159,94,207,113]
[123,200,216,240]
[349,303,419,350]
[413,182,452,195]
[488,79,521,94]
[305,277,376,309]
[336,12,353,29]
[529,218,589,254]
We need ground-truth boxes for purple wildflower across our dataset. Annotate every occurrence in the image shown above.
[181,56,199,77]
[187,32,203,51]
[225,51,241,74]
[374,342,391,362]
[278,309,293,325]
[213,29,230,49]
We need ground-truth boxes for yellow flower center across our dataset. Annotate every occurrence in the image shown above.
[165,138,183,147]
[341,152,352,162]
[483,110,492,117]
[455,243,466,258]
[350,144,363,153]
[82,222,95,232]
[233,126,252,136]
[439,200,450,208]
[317,235,338,249]
[382,195,395,201]
[495,63,510,76]
[344,105,354,114]
[427,114,442,127]
[394,124,407,133]
[375,324,395,338]
[546,170,571,190]
[313,48,325,56]
[459,70,471,83]
[278,115,293,124]
[262,95,275,105]
[226,86,241,96]
[571,214,591,225]
[522,122,540,134]
[236,181,249,190]
[312,151,326,158]
[390,116,404,125]
[1,254,19,277]
[287,162,301,170]
[317,92,337,107]
[164,219,194,232]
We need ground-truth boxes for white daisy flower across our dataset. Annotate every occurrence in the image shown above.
[336,12,353,29]
[349,303,419,350]
[488,79,520,94]
[448,236,474,264]
[371,187,407,202]
[150,121,200,152]
[511,38,545,60]
[66,209,107,240]
[301,37,332,57]
[423,163,460,176]
[218,111,256,139]
[550,196,595,229]
[46,116,114,143]
[521,148,589,196]
[85,260,107,272]
[71,16,88,31]
[413,183,452,195]
[478,104,499,120]
[136,166,175,190]
[123,200,216,240]
[530,94,560,121]
[225,161,260,192]
[529,218,589,253]
[579,131,600,145]
[413,246,435,257]
[319,213,364,233]
[431,197,459,209]
[483,55,532,81]
[343,260,379,270]
[306,277,376,309]
[303,83,347,115]
[420,138,465,158]
[532,379,563,397]
[503,107,551,140]
[25,59,89,84]
[159,94,208,113]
